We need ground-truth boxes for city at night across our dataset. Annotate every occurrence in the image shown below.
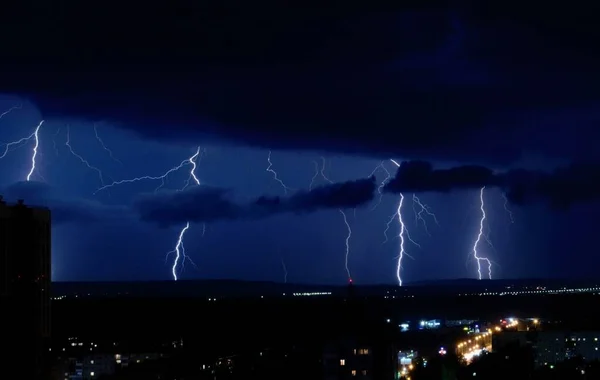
[2,1,600,379]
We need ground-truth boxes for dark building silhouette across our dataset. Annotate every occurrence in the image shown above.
[0,197,52,379]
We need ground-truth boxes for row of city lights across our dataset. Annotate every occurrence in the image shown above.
[460,287,600,297]
[455,319,522,362]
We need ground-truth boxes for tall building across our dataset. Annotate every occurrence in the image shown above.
[494,330,600,367]
[323,337,397,380]
[0,197,52,379]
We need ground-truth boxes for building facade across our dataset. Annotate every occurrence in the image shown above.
[493,330,600,367]
[1,198,52,379]
[323,337,397,380]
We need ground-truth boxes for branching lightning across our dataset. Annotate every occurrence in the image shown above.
[91,145,203,280]
[0,118,45,181]
[0,120,43,159]
[94,148,200,194]
[168,147,203,281]
[93,124,122,164]
[309,160,319,190]
[311,158,353,282]
[65,126,107,187]
[180,148,203,190]
[382,159,421,286]
[369,159,439,237]
[165,222,194,281]
[266,150,294,194]
[501,192,515,223]
[472,187,493,280]
[369,161,391,210]
[411,194,439,236]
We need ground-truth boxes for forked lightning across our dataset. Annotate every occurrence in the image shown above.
[266,150,294,194]
[472,187,493,280]
[167,147,203,281]
[65,126,107,187]
[0,115,44,181]
[311,157,354,283]
[382,159,423,286]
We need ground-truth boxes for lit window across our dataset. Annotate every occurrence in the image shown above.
[90,372,94,377]
[340,359,345,366]
[351,370,356,376]
[362,370,367,375]
[359,348,369,355]
[353,349,357,355]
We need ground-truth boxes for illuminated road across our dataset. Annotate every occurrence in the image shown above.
[455,319,520,362]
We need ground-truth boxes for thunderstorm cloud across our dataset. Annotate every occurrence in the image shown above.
[134,177,377,226]
[2,4,600,165]
[384,160,600,209]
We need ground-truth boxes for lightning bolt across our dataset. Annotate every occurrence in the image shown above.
[472,187,493,280]
[0,120,44,159]
[411,194,439,236]
[26,121,43,182]
[93,124,122,164]
[501,192,515,223]
[91,145,203,280]
[266,150,294,194]
[339,209,353,282]
[312,158,353,283]
[52,128,61,156]
[165,222,193,281]
[0,104,22,120]
[180,147,203,190]
[0,119,45,180]
[65,126,107,187]
[281,258,288,283]
[368,161,392,211]
[167,147,203,281]
[94,148,200,194]
[309,160,320,190]
[383,159,420,286]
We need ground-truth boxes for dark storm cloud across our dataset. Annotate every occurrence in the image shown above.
[384,161,600,209]
[1,181,130,224]
[2,4,600,164]
[503,163,600,209]
[384,161,498,193]
[134,177,376,226]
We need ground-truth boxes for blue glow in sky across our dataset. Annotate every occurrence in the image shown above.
[0,94,596,284]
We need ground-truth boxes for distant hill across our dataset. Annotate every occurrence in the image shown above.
[51,279,342,298]
[405,278,597,287]
[51,277,600,298]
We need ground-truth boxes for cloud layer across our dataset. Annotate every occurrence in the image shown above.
[1,181,130,224]
[384,161,600,209]
[4,160,599,228]
[2,5,600,164]
[134,177,376,226]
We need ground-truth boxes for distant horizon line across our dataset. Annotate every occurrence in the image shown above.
[51,277,600,287]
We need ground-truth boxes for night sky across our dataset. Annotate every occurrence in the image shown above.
[1,3,600,284]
